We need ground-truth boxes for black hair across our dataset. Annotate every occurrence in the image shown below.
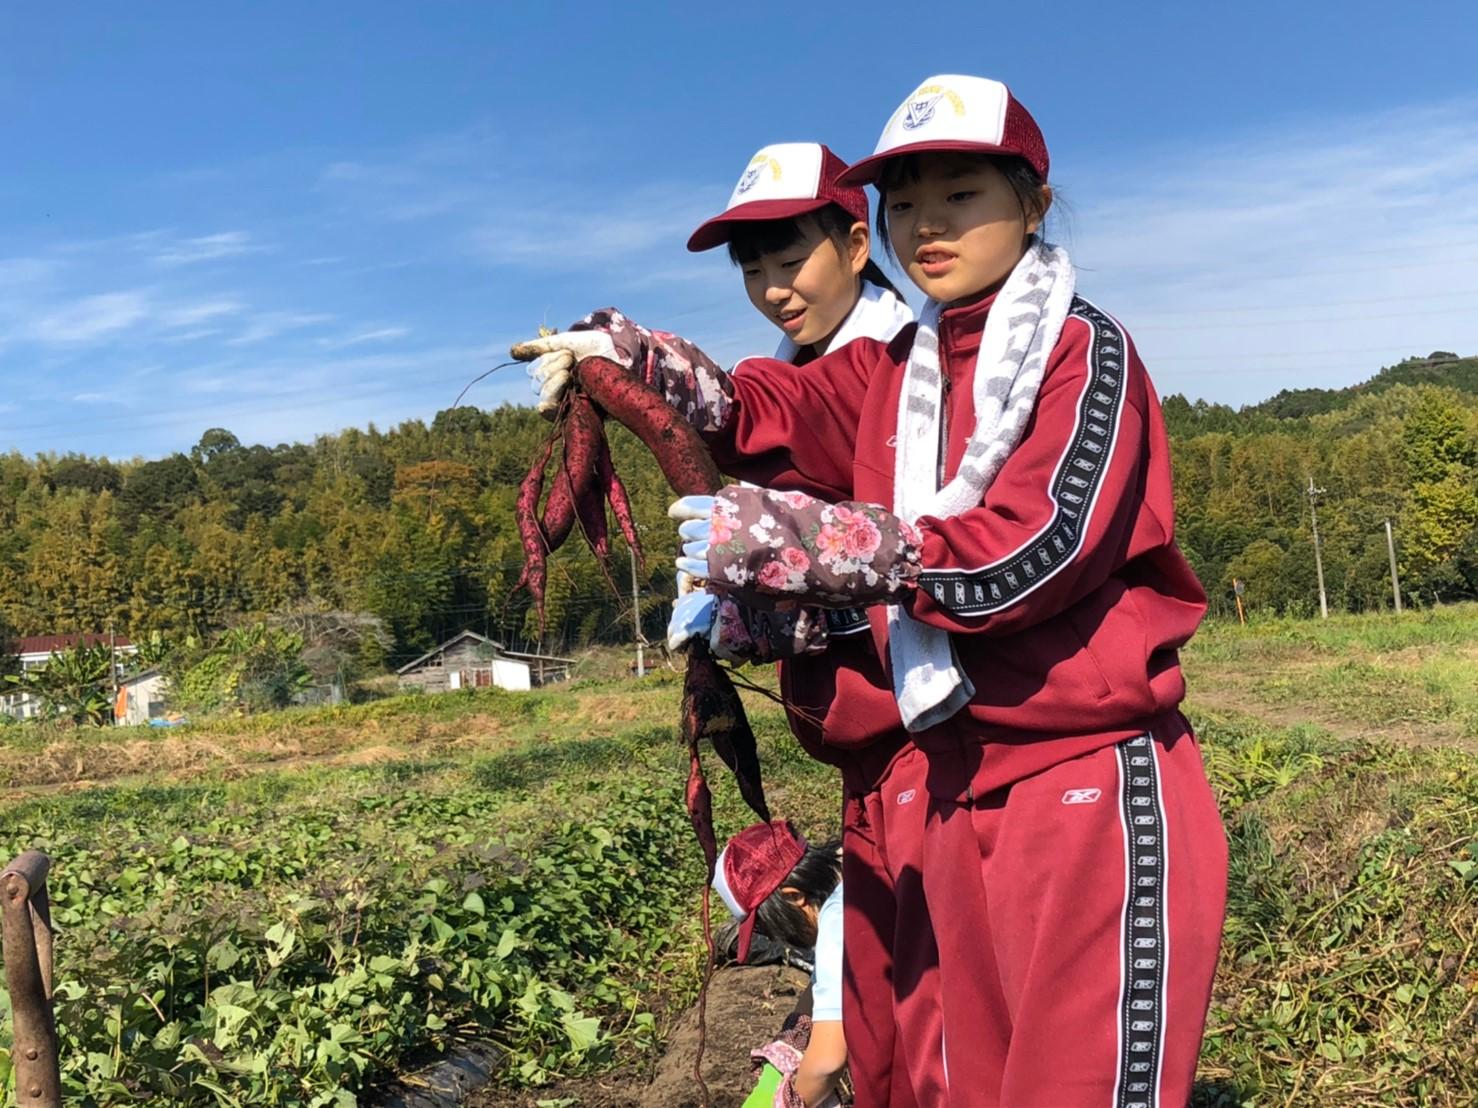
[873,152,1049,261]
[725,205,904,300]
[753,840,843,949]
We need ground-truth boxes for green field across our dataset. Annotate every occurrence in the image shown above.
[1,605,1476,1105]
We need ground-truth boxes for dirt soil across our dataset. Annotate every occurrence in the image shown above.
[478,964,810,1108]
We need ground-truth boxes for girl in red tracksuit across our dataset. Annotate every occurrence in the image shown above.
[517,74,1227,1108]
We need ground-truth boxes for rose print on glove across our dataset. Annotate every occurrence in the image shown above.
[706,486,922,608]
[780,547,810,573]
[710,498,739,545]
[758,561,795,591]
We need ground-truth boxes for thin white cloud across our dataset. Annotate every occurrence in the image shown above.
[1070,100,1478,403]
[161,328,224,343]
[0,256,62,288]
[159,299,245,328]
[317,138,498,222]
[28,291,151,343]
[319,326,410,349]
[151,231,268,266]
[316,125,717,281]
[0,341,504,453]
[470,187,715,273]
[226,311,334,346]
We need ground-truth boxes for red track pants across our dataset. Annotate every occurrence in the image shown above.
[841,719,1227,1107]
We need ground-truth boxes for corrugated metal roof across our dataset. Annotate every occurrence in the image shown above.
[6,633,134,656]
[394,629,502,675]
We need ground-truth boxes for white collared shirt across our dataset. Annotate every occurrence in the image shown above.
[773,280,914,364]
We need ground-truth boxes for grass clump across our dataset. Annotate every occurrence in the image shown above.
[1192,710,1478,1106]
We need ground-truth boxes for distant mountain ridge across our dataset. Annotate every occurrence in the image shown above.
[1248,352,1478,420]
[1163,352,1478,437]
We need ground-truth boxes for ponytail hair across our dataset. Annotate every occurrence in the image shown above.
[861,257,905,300]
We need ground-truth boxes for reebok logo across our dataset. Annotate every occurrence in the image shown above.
[897,789,917,805]
[1061,788,1102,805]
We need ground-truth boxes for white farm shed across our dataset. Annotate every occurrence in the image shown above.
[114,668,169,726]
[395,631,572,694]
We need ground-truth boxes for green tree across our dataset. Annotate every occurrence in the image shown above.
[171,623,310,714]
[1402,389,1477,484]
[1400,474,1478,604]
[5,643,115,724]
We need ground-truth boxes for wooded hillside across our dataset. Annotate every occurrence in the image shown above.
[1165,352,1478,617]
[2,352,1474,664]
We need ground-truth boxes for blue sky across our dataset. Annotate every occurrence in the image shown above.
[4,2,1477,459]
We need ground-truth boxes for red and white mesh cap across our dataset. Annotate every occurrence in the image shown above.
[838,75,1049,187]
[687,142,869,253]
[712,819,808,962]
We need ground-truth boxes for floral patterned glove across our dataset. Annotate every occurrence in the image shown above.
[707,486,922,608]
[749,1014,841,1108]
[512,308,734,432]
[668,495,839,662]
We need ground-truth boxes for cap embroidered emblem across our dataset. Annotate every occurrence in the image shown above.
[1061,787,1102,805]
[897,788,917,805]
[736,155,781,195]
[901,84,966,131]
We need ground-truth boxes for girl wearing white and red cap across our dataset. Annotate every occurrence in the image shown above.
[517,76,1227,1107]
[687,142,911,366]
[714,820,846,1108]
[672,143,912,666]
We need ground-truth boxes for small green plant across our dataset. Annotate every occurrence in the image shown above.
[0,772,692,1104]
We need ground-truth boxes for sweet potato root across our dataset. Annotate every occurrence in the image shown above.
[515,435,557,632]
[511,354,765,1108]
[598,435,644,576]
[576,357,722,498]
[683,650,770,823]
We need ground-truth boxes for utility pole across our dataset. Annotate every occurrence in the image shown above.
[1306,477,1329,620]
[108,619,119,726]
[1385,518,1403,614]
[629,546,645,678]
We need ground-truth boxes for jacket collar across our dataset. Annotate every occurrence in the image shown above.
[936,289,999,361]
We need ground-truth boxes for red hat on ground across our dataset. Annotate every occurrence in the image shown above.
[687,143,868,253]
[712,819,808,962]
[838,75,1049,187]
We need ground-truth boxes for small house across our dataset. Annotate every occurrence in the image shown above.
[395,630,573,694]
[2,633,137,721]
[114,668,169,726]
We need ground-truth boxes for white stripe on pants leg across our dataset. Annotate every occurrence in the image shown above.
[1114,735,1165,1108]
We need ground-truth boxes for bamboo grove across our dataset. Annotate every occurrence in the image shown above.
[0,354,1474,668]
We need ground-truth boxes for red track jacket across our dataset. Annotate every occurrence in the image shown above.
[705,293,1206,795]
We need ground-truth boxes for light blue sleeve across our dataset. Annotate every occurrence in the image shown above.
[810,884,845,1022]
